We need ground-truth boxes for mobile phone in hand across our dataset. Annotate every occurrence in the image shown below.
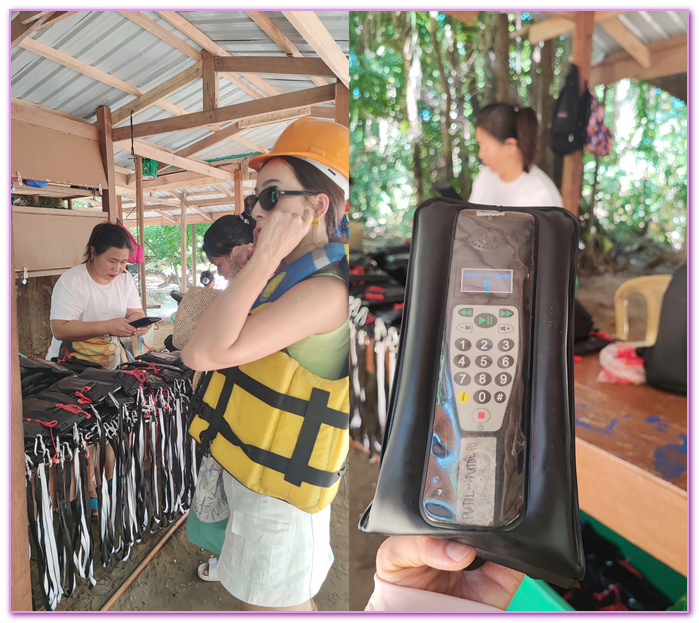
[129,316,161,328]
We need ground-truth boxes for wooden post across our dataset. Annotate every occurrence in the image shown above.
[234,169,243,215]
[191,223,197,287]
[560,11,595,216]
[334,82,349,128]
[96,105,117,222]
[202,50,219,112]
[115,195,123,222]
[180,194,188,293]
[10,271,32,611]
[136,156,147,307]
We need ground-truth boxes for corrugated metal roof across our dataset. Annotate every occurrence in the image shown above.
[11,10,347,183]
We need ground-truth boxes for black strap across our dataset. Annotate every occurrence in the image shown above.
[213,415,344,488]
[26,467,53,611]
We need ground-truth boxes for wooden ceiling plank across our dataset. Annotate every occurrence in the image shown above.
[38,11,78,29]
[12,11,49,46]
[153,208,178,223]
[238,106,311,129]
[529,16,575,45]
[282,11,349,88]
[245,11,328,87]
[17,38,196,123]
[112,83,335,141]
[129,139,237,182]
[18,38,141,95]
[190,206,215,220]
[600,17,651,69]
[109,62,202,127]
[118,11,201,60]
[175,122,242,158]
[213,56,334,77]
[214,184,235,197]
[156,10,277,98]
[590,34,687,86]
[310,105,336,119]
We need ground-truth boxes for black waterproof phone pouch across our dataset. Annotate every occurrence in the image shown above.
[359,200,585,588]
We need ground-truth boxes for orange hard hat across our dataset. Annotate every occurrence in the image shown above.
[249,117,349,181]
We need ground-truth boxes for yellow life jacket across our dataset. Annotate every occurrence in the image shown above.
[189,247,349,514]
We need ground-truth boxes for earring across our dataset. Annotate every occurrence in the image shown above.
[312,218,320,227]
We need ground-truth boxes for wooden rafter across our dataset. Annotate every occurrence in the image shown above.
[108,63,202,127]
[590,34,687,86]
[282,11,349,88]
[17,38,191,119]
[156,10,280,98]
[125,139,238,182]
[528,10,628,44]
[153,208,177,223]
[599,17,651,69]
[112,84,336,141]
[213,56,334,77]
[245,11,329,87]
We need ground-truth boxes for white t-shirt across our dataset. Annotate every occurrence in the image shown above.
[46,263,142,369]
[469,165,563,208]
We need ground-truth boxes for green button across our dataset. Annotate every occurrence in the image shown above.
[475,313,497,327]
[459,308,474,317]
[499,309,514,318]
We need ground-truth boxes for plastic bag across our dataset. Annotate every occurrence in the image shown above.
[598,341,646,385]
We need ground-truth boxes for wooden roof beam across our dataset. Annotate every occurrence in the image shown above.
[153,208,178,223]
[589,34,687,86]
[17,38,192,120]
[528,11,628,45]
[112,83,335,141]
[156,10,279,98]
[213,56,335,77]
[600,17,651,69]
[121,139,237,182]
[245,11,328,87]
[118,11,201,60]
[282,11,349,88]
[109,62,202,127]
[123,211,230,227]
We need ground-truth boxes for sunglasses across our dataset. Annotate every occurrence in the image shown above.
[243,186,318,214]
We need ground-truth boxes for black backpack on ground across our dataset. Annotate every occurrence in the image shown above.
[639,262,687,395]
[551,64,592,155]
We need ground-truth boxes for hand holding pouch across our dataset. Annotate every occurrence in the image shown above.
[360,199,585,588]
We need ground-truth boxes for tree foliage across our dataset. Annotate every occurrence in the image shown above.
[349,10,687,272]
[140,223,212,281]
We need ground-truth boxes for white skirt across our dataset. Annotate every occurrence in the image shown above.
[216,472,334,607]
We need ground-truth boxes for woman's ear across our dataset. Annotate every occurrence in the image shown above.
[313,193,330,219]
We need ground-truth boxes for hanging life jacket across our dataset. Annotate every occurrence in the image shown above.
[189,243,350,514]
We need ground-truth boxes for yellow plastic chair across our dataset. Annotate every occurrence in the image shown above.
[613,275,672,344]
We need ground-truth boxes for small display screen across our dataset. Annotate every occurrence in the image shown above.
[461,268,513,294]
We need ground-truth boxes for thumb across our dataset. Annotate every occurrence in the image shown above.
[377,536,477,576]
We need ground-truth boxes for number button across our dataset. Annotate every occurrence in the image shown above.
[453,372,471,386]
[498,339,515,352]
[495,372,512,386]
[473,390,491,404]
[494,391,507,404]
[475,355,492,368]
[476,338,493,351]
[454,338,471,352]
[474,372,492,386]
[497,355,514,368]
[453,354,470,368]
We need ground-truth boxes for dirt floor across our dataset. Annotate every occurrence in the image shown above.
[43,273,646,612]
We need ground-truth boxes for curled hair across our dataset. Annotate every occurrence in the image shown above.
[83,222,133,262]
[475,103,538,173]
[260,156,347,243]
[203,214,255,258]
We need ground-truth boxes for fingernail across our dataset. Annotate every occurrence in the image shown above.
[445,541,473,561]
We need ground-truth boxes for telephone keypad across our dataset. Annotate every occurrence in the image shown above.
[450,305,519,432]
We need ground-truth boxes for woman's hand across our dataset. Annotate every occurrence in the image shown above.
[228,243,256,278]
[254,207,314,266]
[376,536,524,611]
[104,317,138,338]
